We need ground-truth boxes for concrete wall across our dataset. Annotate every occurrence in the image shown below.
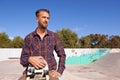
[65,48,110,64]
[0,48,120,64]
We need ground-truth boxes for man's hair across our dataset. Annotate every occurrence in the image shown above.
[35,9,50,17]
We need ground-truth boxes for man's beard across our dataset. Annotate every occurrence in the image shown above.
[39,23,48,30]
[42,24,48,29]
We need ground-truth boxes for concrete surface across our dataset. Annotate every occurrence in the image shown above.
[0,53,120,80]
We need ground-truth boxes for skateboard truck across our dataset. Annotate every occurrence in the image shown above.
[26,58,49,80]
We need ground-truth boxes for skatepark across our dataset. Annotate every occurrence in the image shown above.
[0,48,120,80]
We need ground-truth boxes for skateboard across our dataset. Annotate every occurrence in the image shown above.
[26,59,49,80]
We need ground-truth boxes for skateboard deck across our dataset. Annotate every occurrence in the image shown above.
[26,59,49,80]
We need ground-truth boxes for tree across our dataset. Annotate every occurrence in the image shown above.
[11,36,24,48]
[0,32,11,48]
[0,30,120,48]
[80,36,91,48]
[56,28,79,48]
[107,35,120,48]
[80,34,108,48]
[88,34,108,48]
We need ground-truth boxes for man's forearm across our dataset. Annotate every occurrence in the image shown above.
[57,54,66,74]
[20,54,29,67]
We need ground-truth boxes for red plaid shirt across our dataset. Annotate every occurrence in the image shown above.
[20,29,66,74]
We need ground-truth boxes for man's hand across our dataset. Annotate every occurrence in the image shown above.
[49,70,62,78]
[28,56,46,69]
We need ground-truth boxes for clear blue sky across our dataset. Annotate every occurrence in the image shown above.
[0,0,120,39]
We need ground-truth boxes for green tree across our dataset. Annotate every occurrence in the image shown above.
[56,28,79,48]
[80,34,108,48]
[88,34,108,48]
[80,36,91,48]
[107,35,120,48]
[0,32,11,48]
[11,36,23,48]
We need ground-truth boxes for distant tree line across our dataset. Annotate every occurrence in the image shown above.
[0,32,23,48]
[56,28,120,48]
[0,28,120,48]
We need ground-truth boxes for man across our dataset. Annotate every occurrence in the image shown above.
[19,9,66,80]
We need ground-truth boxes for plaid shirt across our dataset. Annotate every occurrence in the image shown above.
[20,29,66,74]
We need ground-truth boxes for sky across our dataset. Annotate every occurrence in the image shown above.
[0,0,120,39]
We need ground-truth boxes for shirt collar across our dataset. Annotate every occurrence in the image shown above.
[33,28,51,37]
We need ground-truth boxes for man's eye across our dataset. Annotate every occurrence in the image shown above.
[47,17,50,20]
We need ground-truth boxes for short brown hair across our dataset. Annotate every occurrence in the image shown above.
[35,9,50,17]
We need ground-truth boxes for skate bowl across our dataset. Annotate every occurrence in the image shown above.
[65,52,120,80]
[88,52,120,78]
[0,59,92,80]
[0,52,120,80]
